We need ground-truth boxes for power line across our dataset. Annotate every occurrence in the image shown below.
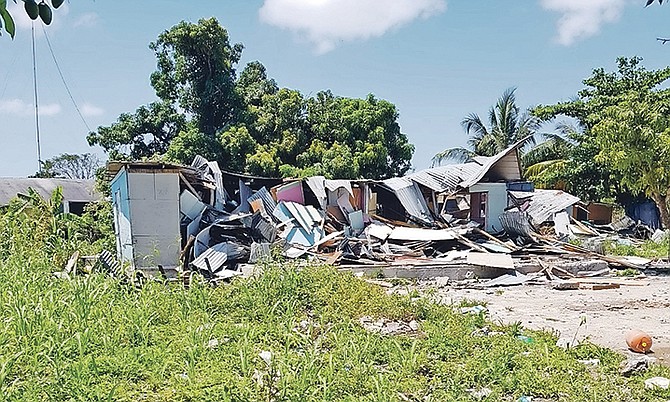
[41,24,92,133]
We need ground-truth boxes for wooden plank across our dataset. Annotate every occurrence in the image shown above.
[566,278,649,286]
[474,228,518,252]
[179,172,202,202]
[579,283,621,290]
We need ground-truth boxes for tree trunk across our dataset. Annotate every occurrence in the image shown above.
[650,192,670,230]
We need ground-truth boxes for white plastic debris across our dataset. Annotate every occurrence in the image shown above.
[644,376,670,390]
[460,305,487,315]
[259,350,273,366]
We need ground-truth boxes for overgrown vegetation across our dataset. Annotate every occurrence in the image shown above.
[1,192,669,401]
[604,237,670,259]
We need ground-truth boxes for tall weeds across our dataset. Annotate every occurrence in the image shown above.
[0,190,668,401]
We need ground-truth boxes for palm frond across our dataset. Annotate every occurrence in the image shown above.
[432,147,476,166]
[524,159,567,179]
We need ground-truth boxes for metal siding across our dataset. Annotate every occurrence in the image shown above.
[128,173,156,201]
[127,172,181,269]
[510,189,581,226]
[382,178,434,225]
[111,169,134,265]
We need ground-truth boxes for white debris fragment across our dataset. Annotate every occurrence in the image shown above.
[645,376,670,390]
[259,350,273,366]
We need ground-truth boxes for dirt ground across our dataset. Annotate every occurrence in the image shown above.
[419,275,670,363]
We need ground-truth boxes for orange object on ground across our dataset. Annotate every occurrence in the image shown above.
[626,330,653,353]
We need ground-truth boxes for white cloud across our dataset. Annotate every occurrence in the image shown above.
[73,12,99,28]
[0,99,61,117]
[259,0,447,54]
[81,103,104,117]
[540,0,627,46]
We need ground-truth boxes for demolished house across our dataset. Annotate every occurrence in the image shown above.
[108,141,616,283]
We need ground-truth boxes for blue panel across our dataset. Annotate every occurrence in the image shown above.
[111,168,131,220]
[507,181,534,192]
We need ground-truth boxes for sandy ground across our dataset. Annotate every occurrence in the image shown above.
[417,275,670,363]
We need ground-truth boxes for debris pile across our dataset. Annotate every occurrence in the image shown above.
[105,144,669,286]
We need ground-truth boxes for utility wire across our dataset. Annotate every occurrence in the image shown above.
[0,49,20,99]
[41,24,92,133]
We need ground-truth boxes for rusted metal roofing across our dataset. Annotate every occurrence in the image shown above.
[0,178,100,206]
[509,189,580,226]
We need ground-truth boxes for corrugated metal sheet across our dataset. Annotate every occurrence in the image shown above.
[305,176,327,207]
[381,177,435,225]
[325,179,354,196]
[191,242,246,272]
[510,189,580,225]
[247,187,277,217]
[0,178,99,206]
[408,162,482,193]
[407,143,522,194]
[499,210,534,237]
[459,146,522,188]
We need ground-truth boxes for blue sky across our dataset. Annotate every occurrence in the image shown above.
[0,0,669,177]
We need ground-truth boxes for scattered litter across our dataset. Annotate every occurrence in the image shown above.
[460,305,487,315]
[516,335,534,344]
[578,359,600,367]
[259,350,273,366]
[359,316,421,336]
[468,387,492,399]
[621,355,656,377]
[644,376,670,390]
[626,329,653,354]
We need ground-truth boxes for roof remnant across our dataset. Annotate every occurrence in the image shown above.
[0,178,100,206]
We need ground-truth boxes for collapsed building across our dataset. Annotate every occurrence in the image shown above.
[108,143,588,281]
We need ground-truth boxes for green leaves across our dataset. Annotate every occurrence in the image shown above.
[1,0,64,39]
[24,0,38,20]
[0,0,16,38]
[37,1,52,25]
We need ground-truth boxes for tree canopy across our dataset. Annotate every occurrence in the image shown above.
[33,153,101,180]
[89,18,414,180]
[534,57,670,227]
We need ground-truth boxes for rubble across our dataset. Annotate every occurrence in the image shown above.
[104,142,669,287]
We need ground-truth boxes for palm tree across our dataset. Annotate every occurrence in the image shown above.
[432,88,539,166]
[523,123,575,188]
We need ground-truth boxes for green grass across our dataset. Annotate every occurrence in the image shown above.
[603,238,670,259]
[1,195,670,401]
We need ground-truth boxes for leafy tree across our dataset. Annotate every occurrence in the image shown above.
[150,18,243,136]
[1,0,64,38]
[432,88,538,165]
[91,18,414,180]
[534,57,670,227]
[87,101,187,161]
[33,152,100,179]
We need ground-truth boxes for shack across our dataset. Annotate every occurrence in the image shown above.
[0,177,99,214]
